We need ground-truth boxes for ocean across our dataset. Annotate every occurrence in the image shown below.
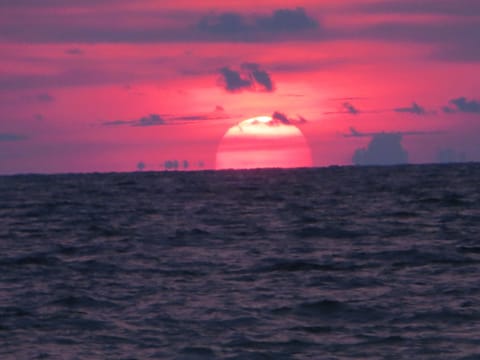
[1,164,479,359]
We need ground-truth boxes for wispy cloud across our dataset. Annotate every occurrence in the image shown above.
[36,93,55,103]
[65,48,84,55]
[324,102,362,116]
[103,114,165,127]
[394,102,426,115]
[352,0,480,17]
[343,127,442,138]
[343,102,360,115]
[0,133,27,141]
[271,111,307,126]
[102,110,230,127]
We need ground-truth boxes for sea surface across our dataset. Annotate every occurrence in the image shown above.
[1,164,480,359]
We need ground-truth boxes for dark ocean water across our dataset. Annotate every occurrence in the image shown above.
[1,164,480,359]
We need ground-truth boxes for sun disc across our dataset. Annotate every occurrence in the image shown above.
[215,116,312,170]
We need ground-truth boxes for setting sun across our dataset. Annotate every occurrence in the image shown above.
[215,116,312,170]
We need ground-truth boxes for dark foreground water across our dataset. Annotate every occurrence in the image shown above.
[1,164,480,359]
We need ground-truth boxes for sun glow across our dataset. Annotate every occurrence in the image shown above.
[215,115,312,170]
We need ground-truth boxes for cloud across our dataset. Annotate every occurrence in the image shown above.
[0,7,321,44]
[271,111,307,126]
[353,133,408,166]
[394,102,426,115]
[344,127,442,138]
[102,110,229,127]
[135,114,165,127]
[65,48,84,55]
[219,67,252,92]
[0,69,138,91]
[170,113,229,121]
[442,106,455,114]
[103,114,165,127]
[36,93,55,102]
[197,12,248,35]
[0,1,477,63]
[0,0,126,8]
[324,101,368,116]
[218,63,274,93]
[344,127,367,137]
[242,63,274,92]
[255,7,319,32]
[353,0,480,17]
[197,7,319,37]
[0,133,27,141]
[444,97,480,114]
[339,10,480,62]
[343,102,359,115]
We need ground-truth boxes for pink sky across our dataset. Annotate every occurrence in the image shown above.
[0,0,479,174]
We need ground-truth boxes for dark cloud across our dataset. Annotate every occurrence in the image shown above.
[442,106,456,114]
[324,101,370,116]
[353,0,480,17]
[0,7,321,44]
[242,63,274,92]
[353,133,408,166]
[170,112,229,121]
[65,48,84,55]
[0,0,126,8]
[219,67,252,92]
[445,97,480,114]
[103,111,229,127]
[339,17,480,62]
[271,111,307,126]
[394,102,426,115]
[343,102,359,115]
[0,133,27,141]
[135,114,165,127]
[0,1,477,65]
[256,7,319,32]
[197,12,248,34]
[197,7,319,37]
[350,0,480,61]
[102,120,132,126]
[0,69,137,90]
[350,21,477,44]
[433,43,480,62]
[219,63,274,93]
[344,127,367,137]
[36,93,55,102]
[272,111,290,125]
[103,114,165,127]
[344,127,442,138]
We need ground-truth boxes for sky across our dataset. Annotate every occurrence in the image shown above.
[1,0,479,174]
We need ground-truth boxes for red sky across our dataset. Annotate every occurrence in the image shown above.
[1,0,479,174]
